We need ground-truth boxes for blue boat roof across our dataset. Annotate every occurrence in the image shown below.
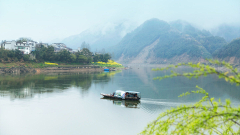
[115,90,140,94]
[125,91,140,94]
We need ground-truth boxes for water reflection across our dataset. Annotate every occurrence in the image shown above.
[101,98,141,108]
[1,66,240,135]
[0,71,121,100]
[115,66,240,102]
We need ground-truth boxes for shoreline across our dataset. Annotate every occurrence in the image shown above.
[0,66,120,74]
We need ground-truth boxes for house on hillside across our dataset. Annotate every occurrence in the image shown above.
[1,40,16,50]
[1,40,37,54]
[50,43,74,53]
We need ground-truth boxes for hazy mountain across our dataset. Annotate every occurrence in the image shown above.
[213,38,240,64]
[59,18,234,64]
[61,22,136,51]
[211,24,240,42]
[113,18,172,59]
[113,18,229,64]
[170,20,226,54]
[170,20,212,38]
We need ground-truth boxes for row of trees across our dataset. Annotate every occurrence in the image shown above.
[35,45,111,63]
[0,48,30,62]
[0,45,112,64]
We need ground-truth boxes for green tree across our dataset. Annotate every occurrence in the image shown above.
[77,55,88,63]
[23,55,30,61]
[80,48,92,63]
[45,46,55,61]
[70,53,76,63]
[58,49,71,63]
[141,60,240,134]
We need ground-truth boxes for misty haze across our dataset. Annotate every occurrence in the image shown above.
[0,0,240,135]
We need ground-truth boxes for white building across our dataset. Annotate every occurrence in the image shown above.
[1,40,37,54]
[1,40,16,50]
[51,43,73,53]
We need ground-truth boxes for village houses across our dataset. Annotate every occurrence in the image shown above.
[1,40,37,54]
[1,39,77,54]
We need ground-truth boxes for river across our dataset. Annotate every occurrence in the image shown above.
[0,65,239,135]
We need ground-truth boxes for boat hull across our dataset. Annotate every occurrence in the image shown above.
[101,93,140,101]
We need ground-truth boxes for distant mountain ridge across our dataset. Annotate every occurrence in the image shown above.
[113,18,227,64]
[61,22,136,51]
[60,18,240,64]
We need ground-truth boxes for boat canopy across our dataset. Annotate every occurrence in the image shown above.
[114,90,141,99]
[125,91,140,94]
[115,90,126,98]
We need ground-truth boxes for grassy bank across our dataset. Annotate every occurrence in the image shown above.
[0,62,89,68]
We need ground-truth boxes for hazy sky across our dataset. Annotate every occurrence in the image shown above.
[0,0,239,42]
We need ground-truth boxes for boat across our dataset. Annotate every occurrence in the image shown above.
[101,90,141,100]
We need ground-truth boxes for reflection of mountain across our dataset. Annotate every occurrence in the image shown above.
[114,67,240,102]
[0,71,121,100]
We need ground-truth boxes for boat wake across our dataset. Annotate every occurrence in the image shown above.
[140,98,190,107]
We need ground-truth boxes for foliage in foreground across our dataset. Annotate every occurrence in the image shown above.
[141,59,240,135]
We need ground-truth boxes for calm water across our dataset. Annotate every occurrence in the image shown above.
[0,66,240,135]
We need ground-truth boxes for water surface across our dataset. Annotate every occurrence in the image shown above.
[0,66,239,135]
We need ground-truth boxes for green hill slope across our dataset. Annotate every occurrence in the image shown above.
[152,31,211,59]
[199,36,227,54]
[170,20,227,54]
[213,38,240,59]
[114,18,171,59]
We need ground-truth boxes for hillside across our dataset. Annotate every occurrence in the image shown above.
[169,20,212,38]
[213,38,240,64]
[170,20,227,54]
[113,19,171,59]
[113,19,225,64]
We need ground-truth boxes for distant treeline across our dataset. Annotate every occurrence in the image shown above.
[0,45,111,64]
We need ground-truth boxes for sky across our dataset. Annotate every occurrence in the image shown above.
[0,0,239,42]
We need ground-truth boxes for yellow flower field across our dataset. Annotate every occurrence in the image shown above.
[92,60,122,67]
[44,62,58,65]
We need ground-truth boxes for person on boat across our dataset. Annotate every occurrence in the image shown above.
[122,93,125,99]
[134,94,138,99]
[112,92,115,97]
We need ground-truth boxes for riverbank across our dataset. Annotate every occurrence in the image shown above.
[0,65,121,74]
[0,62,124,74]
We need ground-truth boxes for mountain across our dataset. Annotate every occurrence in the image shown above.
[213,38,240,64]
[211,24,240,42]
[198,36,227,54]
[113,18,226,64]
[113,19,171,59]
[170,20,212,38]
[61,22,136,51]
[170,20,226,54]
